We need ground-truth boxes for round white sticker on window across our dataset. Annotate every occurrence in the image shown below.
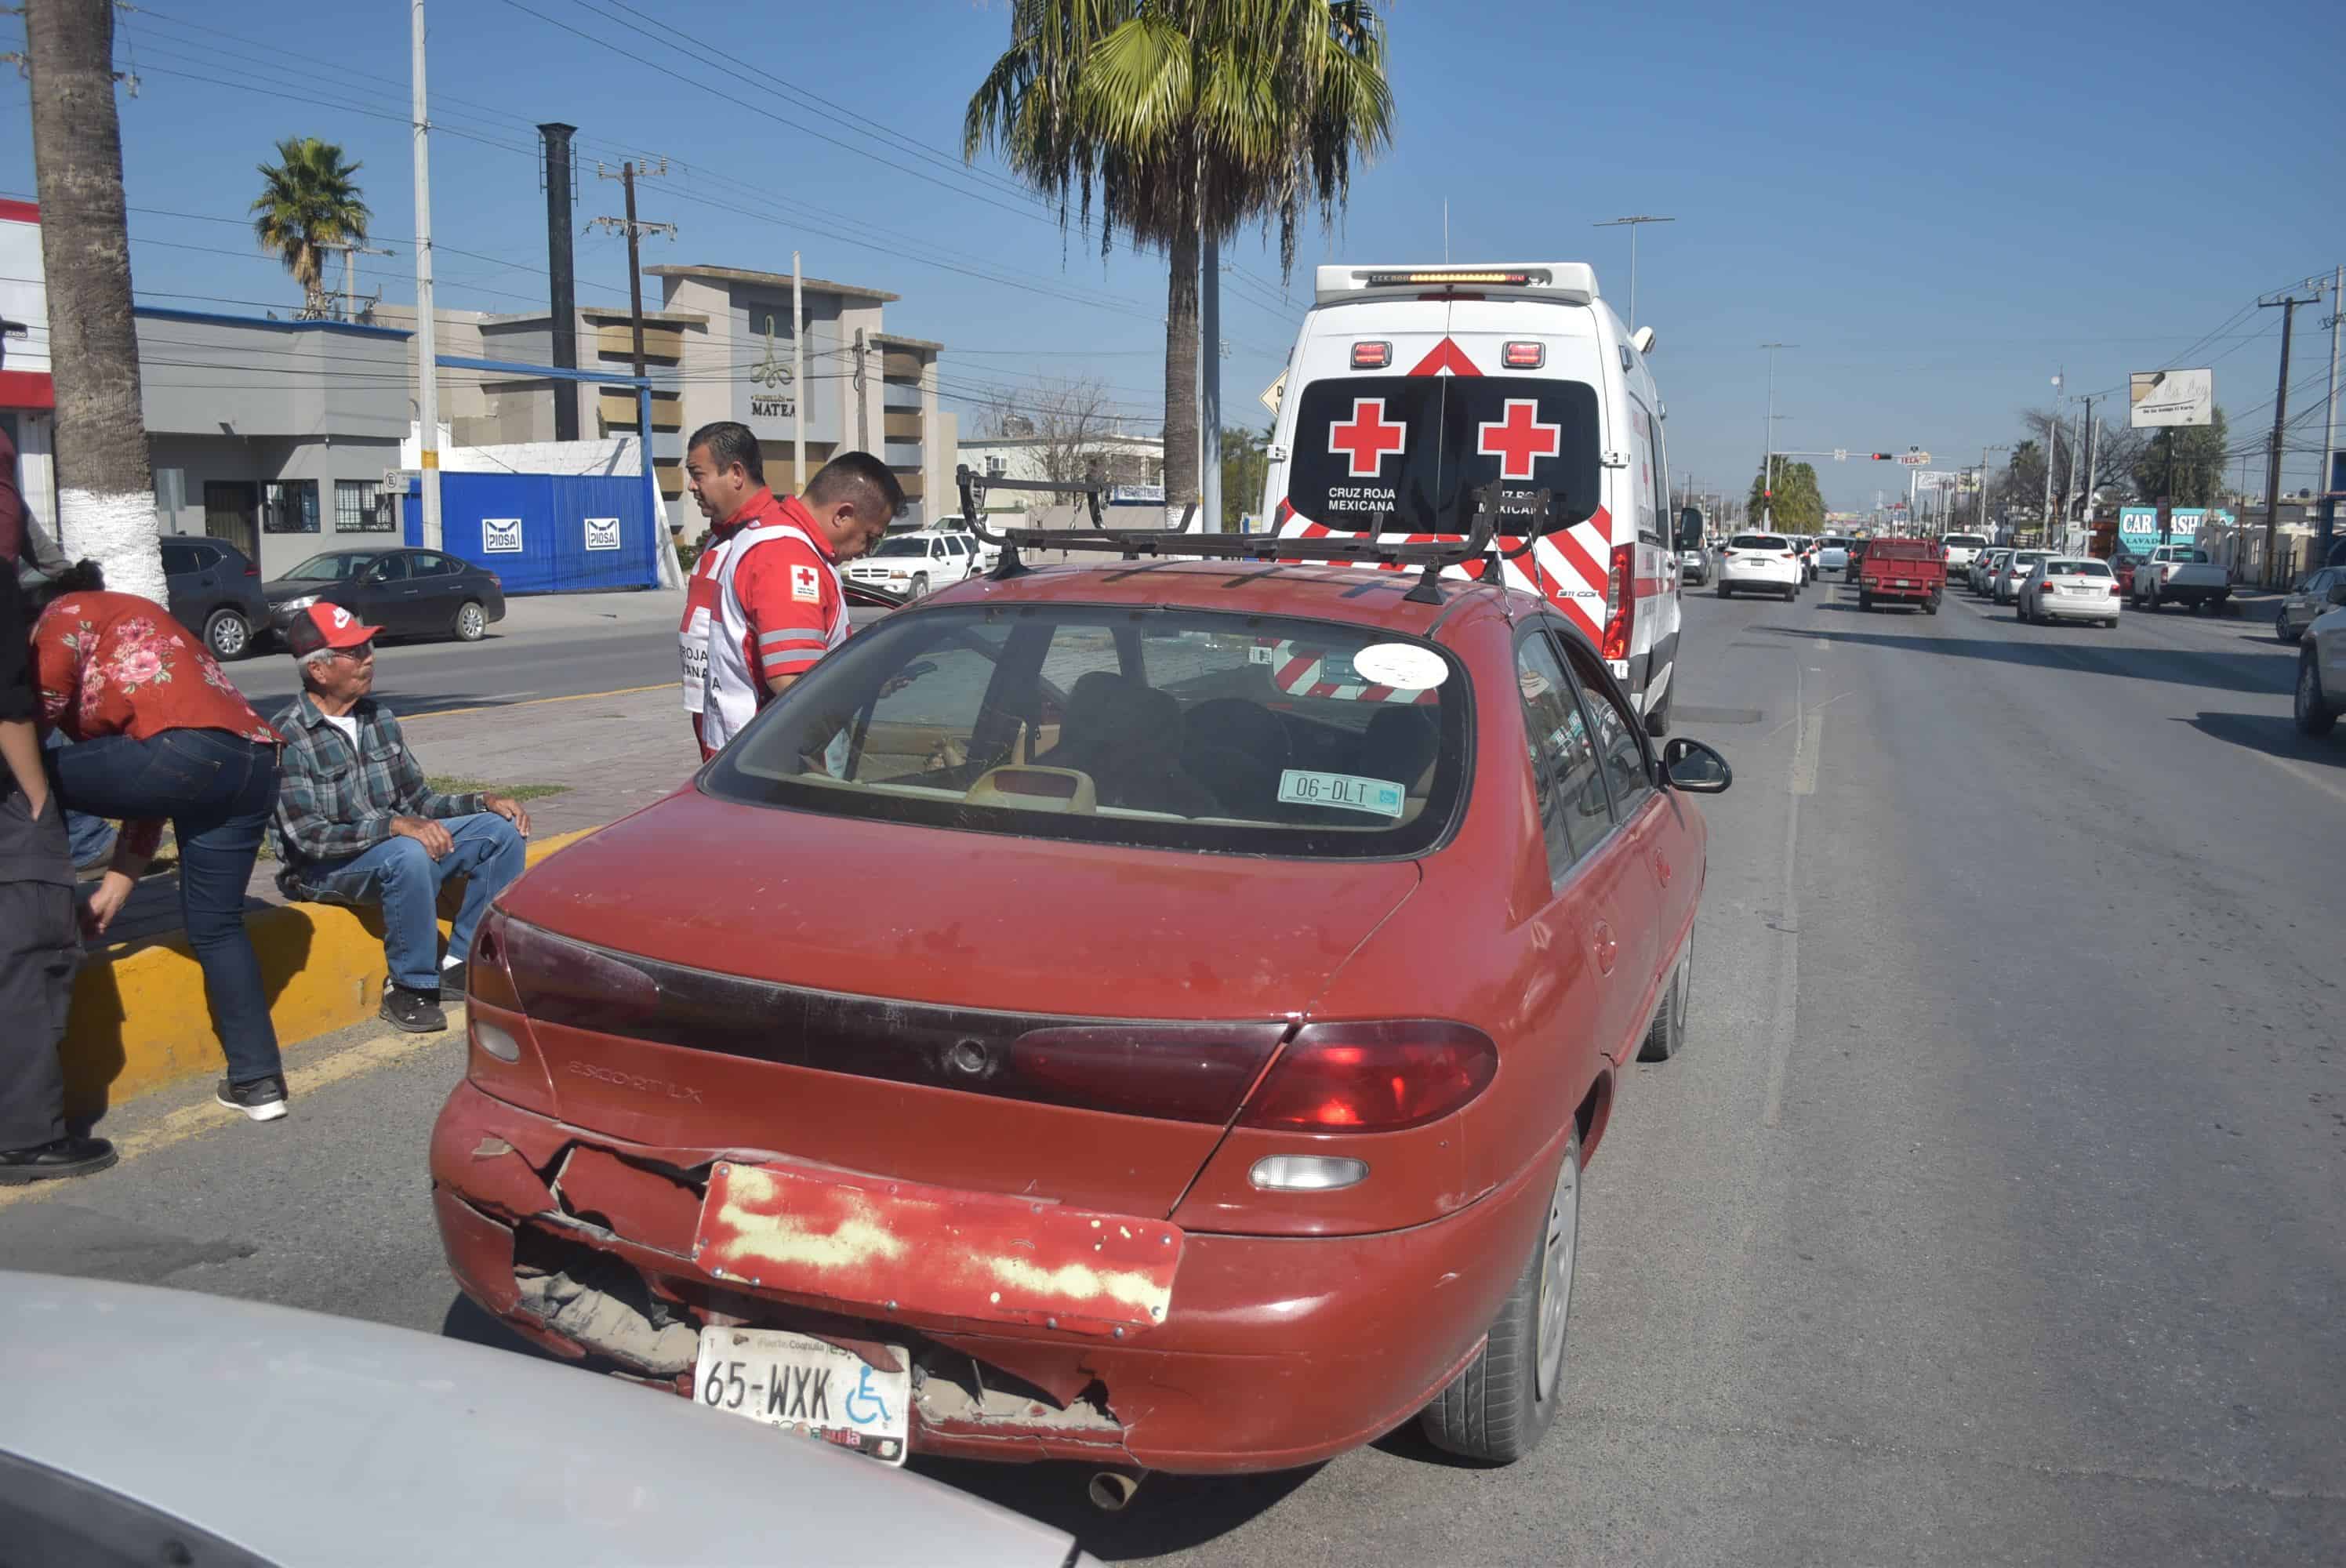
[1351,642,1448,691]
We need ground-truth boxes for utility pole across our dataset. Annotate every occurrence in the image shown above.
[1200,235,1221,532]
[1760,343,1794,525]
[1981,445,2008,536]
[2258,285,2320,585]
[2079,395,2099,539]
[1593,216,1676,331]
[2041,372,2061,543]
[325,241,394,324]
[791,252,804,493]
[24,0,162,595]
[409,0,442,549]
[2321,265,2342,570]
[853,327,870,451]
[592,158,674,381]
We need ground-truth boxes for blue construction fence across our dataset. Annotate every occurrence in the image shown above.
[400,472,661,593]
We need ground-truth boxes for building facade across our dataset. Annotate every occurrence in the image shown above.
[1,198,58,551]
[136,307,414,579]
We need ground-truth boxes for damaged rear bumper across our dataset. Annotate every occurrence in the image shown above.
[429,1078,1543,1474]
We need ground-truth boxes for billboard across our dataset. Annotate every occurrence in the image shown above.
[2115,506,2235,553]
[2129,368,2213,428]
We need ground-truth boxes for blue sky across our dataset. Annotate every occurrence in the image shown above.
[5,0,2343,511]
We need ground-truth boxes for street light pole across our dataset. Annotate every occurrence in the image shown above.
[409,0,441,548]
[1594,216,1676,331]
[1760,343,1794,527]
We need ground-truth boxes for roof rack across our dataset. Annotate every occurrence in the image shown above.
[957,466,1540,605]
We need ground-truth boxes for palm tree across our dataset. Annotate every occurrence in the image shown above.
[251,137,370,320]
[24,0,165,603]
[967,2,1393,511]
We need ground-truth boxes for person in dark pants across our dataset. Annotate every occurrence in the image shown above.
[271,603,531,1035]
[1,562,115,1184]
[29,561,290,1123]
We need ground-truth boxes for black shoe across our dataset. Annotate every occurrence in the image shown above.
[0,1135,119,1185]
[216,1075,289,1123]
[381,981,448,1034]
[438,961,467,1001]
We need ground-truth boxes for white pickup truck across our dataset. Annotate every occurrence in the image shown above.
[2130,543,2230,612]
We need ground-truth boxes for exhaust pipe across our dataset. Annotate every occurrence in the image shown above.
[1086,1468,1146,1511]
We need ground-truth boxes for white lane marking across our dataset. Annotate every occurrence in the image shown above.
[1762,663,1807,1131]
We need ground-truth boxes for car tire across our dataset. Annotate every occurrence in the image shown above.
[1420,1125,1580,1465]
[1639,938,1690,1063]
[910,574,930,600]
[2296,649,2339,737]
[1782,586,1796,602]
[452,600,488,642]
[202,608,252,661]
[1924,594,1940,615]
[2278,612,2300,644]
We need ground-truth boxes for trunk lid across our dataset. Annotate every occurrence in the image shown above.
[497,789,1421,1218]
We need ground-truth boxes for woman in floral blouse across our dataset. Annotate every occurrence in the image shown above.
[29,561,291,1121]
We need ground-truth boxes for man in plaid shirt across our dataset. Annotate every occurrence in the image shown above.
[272,604,530,1034]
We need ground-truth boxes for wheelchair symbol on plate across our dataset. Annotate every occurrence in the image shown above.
[844,1365,890,1426]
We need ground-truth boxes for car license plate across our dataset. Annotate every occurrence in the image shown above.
[1894,579,1913,587]
[693,1327,912,1465]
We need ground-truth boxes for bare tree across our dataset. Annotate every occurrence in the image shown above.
[25,0,163,602]
[980,377,1132,485]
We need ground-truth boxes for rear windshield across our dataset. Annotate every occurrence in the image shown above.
[2010,552,2048,566]
[704,604,1469,859]
[1285,375,1602,537]
[1944,533,1988,548]
[2044,560,2110,577]
[2162,547,2210,563]
[1728,534,1789,550]
[867,536,933,558]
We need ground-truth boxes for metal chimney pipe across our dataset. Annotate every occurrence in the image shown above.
[539,122,579,441]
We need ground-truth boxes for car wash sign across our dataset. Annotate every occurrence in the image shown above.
[2117,506,2234,553]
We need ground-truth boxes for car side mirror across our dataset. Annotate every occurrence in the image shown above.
[1659,736,1732,794]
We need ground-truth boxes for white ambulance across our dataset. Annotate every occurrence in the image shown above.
[1262,263,1684,733]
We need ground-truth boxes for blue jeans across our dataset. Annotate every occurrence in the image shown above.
[300,813,526,992]
[42,729,118,866]
[49,727,283,1085]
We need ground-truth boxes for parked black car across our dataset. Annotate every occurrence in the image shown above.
[262,548,507,644]
[160,537,271,660]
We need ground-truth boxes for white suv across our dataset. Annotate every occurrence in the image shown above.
[844,531,980,599]
[2297,597,2346,737]
[1716,532,1802,601]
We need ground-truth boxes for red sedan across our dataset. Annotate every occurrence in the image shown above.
[430,521,1731,1476]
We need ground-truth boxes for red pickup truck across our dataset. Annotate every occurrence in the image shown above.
[1857,538,1945,613]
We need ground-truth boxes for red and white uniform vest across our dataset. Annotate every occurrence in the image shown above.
[677,491,849,754]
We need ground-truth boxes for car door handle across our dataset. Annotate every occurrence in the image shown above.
[1592,920,1619,976]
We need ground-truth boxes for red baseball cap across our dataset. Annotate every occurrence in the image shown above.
[285,601,382,658]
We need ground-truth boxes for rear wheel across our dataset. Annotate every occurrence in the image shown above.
[2297,650,2339,737]
[2278,611,2300,644]
[1924,594,1941,616]
[1421,1126,1580,1465]
[202,608,252,660]
[1639,938,1690,1062]
[452,600,487,642]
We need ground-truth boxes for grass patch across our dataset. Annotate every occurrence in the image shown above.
[426,776,572,802]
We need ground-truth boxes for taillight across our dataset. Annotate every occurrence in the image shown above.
[243,562,260,578]
[1350,341,1391,369]
[467,906,523,1012]
[1600,542,1635,662]
[1007,1025,1286,1123]
[463,906,556,1113]
[500,913,661,1029]
[2108,583,2121,596]
[1240,1022,1497,1132]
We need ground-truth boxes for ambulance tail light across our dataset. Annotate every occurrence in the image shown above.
[1600,543,1636,662]
[1350,341,1392,369]
[1502,341,1545,369]
[1239,1022,1497,1133]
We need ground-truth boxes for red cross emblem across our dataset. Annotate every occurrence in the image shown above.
[1476,398,1561,480]
[1327,397,1407,477]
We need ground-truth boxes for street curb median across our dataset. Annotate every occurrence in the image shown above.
[62,827,600,1119]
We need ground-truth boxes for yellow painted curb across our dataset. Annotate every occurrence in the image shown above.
[61,827,600,1117]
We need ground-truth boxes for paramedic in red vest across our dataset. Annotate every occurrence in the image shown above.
[677,424,901,758]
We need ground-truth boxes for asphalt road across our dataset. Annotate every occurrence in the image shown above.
[11,571,2342,1564]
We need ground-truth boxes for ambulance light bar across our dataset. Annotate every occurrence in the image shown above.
[1317,262,1597,305]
